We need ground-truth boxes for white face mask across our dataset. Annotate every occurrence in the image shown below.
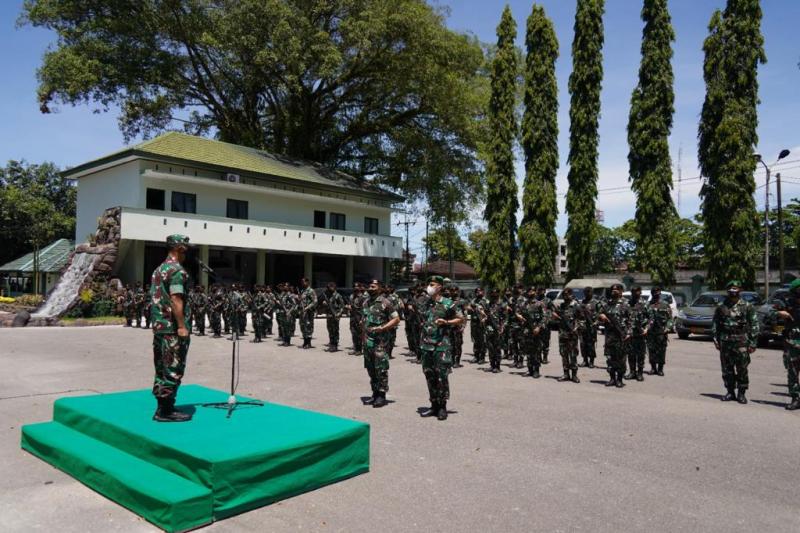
[426,285,439,297]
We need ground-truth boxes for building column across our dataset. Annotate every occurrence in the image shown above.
[304,252,313,285]
[133,240,145,285]
[267,253,276,285]
[256,249,266,285]
[199,245,209,287]
[382,258,390,283]
[345,256,354,288]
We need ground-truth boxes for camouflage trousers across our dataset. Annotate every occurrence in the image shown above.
[719,342,750,391]
[152,334,190,401]
[350,317,363,352]
[209,311,222,337]
[784,345,800,398]
[264,312,273,335]
[559,334,579,372]
[580,327,597,363]
[420,347,451,404]
[470,320,485,361]
[223,312,230,334]
[485,330,503,369]
[604,335,628,375]
[387,327,397,357]
[506,327,522,364]
[628,336,647,372]
[450,328,463,364]
[647,333,668,365]
[522,335,544,373]
[541,327,552,359]
[299,311,315,339]
[192,310,205,335]
[251,311,264,340]
[405,319,418,355]
[327,316,340,346]
[124,307,135,326]
[364,338,390,394]
[135,305,145,327]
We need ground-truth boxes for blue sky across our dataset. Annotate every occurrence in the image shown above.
[1,1,799,259]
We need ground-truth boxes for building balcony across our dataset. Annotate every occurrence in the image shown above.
[119,207,403,258]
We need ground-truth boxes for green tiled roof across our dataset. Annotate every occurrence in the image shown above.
[0,238,74,273]
[64,132,403,202]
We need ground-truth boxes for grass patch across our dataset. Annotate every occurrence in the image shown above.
[59,316,128,327]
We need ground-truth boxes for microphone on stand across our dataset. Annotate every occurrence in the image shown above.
[196,257,216,276]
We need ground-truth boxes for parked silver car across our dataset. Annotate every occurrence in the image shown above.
[675,291,762,340]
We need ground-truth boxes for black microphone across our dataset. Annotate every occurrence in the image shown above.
[196,257,216,276]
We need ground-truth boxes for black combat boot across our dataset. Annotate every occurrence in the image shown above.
[786,397,800,410]
[153,399,192,422]
[579,358,587,368]
[542,354,549,364]
[437,402,448,421]
[588,357,595,369]
[605,372,616,387]
[421,402,439,417]
[372,393,387,408]
[636,368,644,382]
[722,388,736,401]
[532,366,541,379]
[650,363,658,375]
[571,369,580,384]
[558,371,570,382]
[363,392,377,405]
[736,388,747,404]
[624,367,636,380]
[615,372,625,388]
[657,364,664,376]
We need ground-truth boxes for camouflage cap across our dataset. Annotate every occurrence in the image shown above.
[725,280,743,289]
[428,275,445,285]
[166,234,191,248]
[790,279,800,291]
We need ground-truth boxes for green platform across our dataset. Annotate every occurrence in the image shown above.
[21,385,370,532]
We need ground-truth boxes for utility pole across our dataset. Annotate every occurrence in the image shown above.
[777,172,784,284]
[764,165,770,298]
[396,215,416,282]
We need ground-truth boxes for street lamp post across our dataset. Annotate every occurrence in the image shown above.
[755,149,791,298]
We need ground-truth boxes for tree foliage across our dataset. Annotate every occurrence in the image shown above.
[565,0,605,280]
[627,0,676,286]
[698,1,765,289]
[21,0,487,222]
[519,4,559,287]
[479,5,519,290]
[0,160,76,265]
[423,226,469,263]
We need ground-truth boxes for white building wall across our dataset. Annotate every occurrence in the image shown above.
[75,160,143,243]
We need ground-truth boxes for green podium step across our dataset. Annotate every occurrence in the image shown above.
[21,421,213,532]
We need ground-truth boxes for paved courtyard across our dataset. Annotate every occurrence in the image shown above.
[1,320,798,532]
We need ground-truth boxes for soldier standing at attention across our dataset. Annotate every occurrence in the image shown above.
[192,285,207,336]
[322,282,345,352]
[598,283,631,388]
[149,234,193,422]
[449,285,467,368]
[483,288,506,373]
[534,286,553,364]
[222,285,231,335]
[123,284,135,327]
[276,283,292,346]
[299,277,318,349]
[518,286,546,378]
[263,285,276,336]
[419,276,464,420]
[626,286,649,382]
[404,286,419,358]
[552,287,581,383]
[251,285,266,343]
[579,286,599,368]
[209,284,224,338]
[384,285,402,359]
[144,284,152,329]
[361,279,401,408]
[712,280,758,404]
[134,281,146,328]
[468,287,487,364]
[413,286,430,363]
[646,286,672,376]
[775,279,800,410]
[348,284,365,355]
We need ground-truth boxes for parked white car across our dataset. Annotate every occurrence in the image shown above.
[623,290,678,331]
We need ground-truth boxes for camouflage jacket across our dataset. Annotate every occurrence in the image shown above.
[133,288,146,306]
[647,300,673,335]
[580,297,601,331]
[599,298,632,340]
[712,298,758,347]
[506,295,526,330]
[253,292,268,313]
[193,292,208,313]
[414,294,430,326]
[629,297,650,337]
[300,287,318,314]
[555,299,581,338]
[149,257,190,335]
[420,296,462,351]
[519,298,548,336]
[322,290,345,318]
[363,294,399,347]
[349,292,364,320]
[484,299,507,334]
[276,292,292,316]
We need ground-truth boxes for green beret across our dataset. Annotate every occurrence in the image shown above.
[166,234,191,248]
[428,275,445,285]
[725,280,743,289]
[790,279,800,291]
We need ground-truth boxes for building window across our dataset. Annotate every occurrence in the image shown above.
[171,191,196,214]
[364,217,379,235]
[146,188,165,210]
[314,210,326,228]
[330,212,346,231]
[226,199,248,220]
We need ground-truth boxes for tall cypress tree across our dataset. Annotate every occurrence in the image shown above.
[565,0,605,280]
[519,4,559,286]
[628,0,677,286]
[481,5,519,289]
[698,1,765,289]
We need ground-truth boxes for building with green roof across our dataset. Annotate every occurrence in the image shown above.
[69,132,404,286]
[0,238,74,295]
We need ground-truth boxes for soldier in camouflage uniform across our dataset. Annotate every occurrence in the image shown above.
[144,285,152,328]
[646,286,673,376]
[448,285,467,368]
[263,285,276,336]
[579,286,600,368]
[149,234,193,422]
[403,286,419,357]
[384,286,402,359]
[534,287,553,364]
[240,285,251,335]
[413,286,430,363]
[518,287,547,378]
[419,276,464,420]
[288,286,300,339]
[299,278,318,349]
[348,284,365,355]
[134,281,146,328]
[251,285,266,343]
[599,283,631,388]
[321,282,345,352]
[626,286,648,382]
[468,287,487,364]
[552,288,581,383]
[123,284,135,327]
[775,279,800,410]
[222,285,231,335]
[209,284,224,338]
[361,279,401,408]
[712,280,758,404]
[276,283,293,346]
[191,285,207,336]
[506,285,526,368]
[483,288,506,373]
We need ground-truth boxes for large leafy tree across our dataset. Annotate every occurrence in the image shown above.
[479,5,518,289]
[627,0,676,286]
[423,226,470,263]
[565,0,605,280]
[519,4,559,286]
[20,0,486,221]
[698,1,765,289]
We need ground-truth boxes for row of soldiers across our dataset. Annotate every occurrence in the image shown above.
[120,282,151,328]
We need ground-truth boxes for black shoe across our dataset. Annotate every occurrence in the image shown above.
[437,403,448,421]
[588,359,595,368]
[786,398,800,410]
[722,390,736,402]
[421,403,439,417]
[624,371,636,380]
[153,401,192,422]
[615,373,625,388]
[605,373,616,386]
[636,370,644,382]
[557,372,570,382]
[736,389,748,404]
[532,367,540,379]
[650,364,658,375]
[363,393,377,405]
[657,364,664,376]
[571,369,580,384]
[372,394,387,408]
[491,367,500,374]
[542,357,549,364]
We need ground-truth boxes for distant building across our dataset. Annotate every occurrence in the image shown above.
[555,237,568,278]
[0,238,74,295]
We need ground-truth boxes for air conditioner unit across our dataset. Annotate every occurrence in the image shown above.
[225,173,240,183]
